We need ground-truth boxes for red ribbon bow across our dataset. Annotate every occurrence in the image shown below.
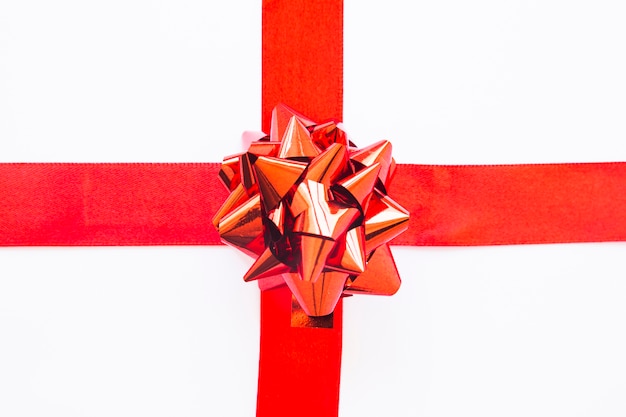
[214,103,409,317]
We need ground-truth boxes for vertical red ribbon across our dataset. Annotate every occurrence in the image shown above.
[257,1,344,416]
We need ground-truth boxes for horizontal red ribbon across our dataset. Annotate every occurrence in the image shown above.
[0,163,224,246]
[2,162,626,247]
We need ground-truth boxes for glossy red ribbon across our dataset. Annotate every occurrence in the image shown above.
[3,163,626,247]
[2,1,626,417]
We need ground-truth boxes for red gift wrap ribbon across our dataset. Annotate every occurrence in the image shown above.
[2,1,626,416]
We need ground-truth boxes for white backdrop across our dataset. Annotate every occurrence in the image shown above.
[1,1,626,416]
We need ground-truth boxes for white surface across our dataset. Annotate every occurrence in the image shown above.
[1,1,626,416]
